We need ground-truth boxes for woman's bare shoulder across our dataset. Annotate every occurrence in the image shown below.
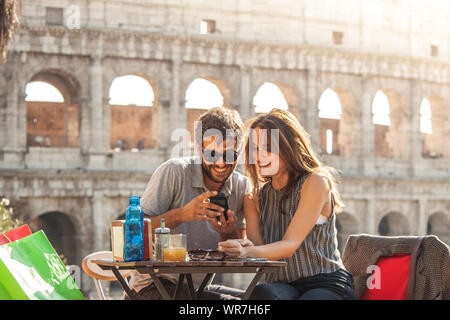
[302,172,330,194]
[305,172,329,186]
[245,190,260,211]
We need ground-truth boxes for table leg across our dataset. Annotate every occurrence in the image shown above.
[111,267,139,300]
[242,268,264,300]
[185,274,197,300]
[196,273,215,298]
[148,268,173,300]
[173,274,185,299]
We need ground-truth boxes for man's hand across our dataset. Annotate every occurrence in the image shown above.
[181,191,224,222]
[211,209,238,240]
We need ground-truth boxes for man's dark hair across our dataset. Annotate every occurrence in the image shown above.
[194,107,244,149]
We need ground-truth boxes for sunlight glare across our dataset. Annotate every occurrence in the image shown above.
[372,90,391,126]
[253,82,288,113]
[185,78,224,109]
[318,88,342,119]
[420,98,432,134]
[109,75,154,106]
[25,81,64,103]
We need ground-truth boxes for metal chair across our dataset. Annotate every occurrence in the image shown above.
[82,251,131,300]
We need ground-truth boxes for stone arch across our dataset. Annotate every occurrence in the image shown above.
[317,87,356,156]
[203,77,232,108]
[27,69,80,106]
[271,81,299,108]
[22,54,89,95]
[107,71,162,104]
[378,211,410,236]
[252,81,299,118]
[183,76,232,108]
[25,69,81,148]
[427,212,450,246]
[335,211,359,253]
[253,82,288,114]
[372,89,407,159]
[183,77,231,143]
[102,58,169,102]
[421,95,448,159]
[29,211,79,266]
[108,72,161,151]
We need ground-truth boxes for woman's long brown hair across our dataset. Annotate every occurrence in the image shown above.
[245,108,344,214]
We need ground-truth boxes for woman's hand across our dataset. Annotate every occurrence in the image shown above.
[218,239,254,258]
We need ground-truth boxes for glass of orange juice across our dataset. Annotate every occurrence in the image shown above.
[163,234,187,262]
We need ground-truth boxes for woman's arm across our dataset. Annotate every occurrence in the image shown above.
[219,174,330,260]
[243,192,264,246]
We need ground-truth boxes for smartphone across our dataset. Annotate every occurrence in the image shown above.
[209,192,229,221]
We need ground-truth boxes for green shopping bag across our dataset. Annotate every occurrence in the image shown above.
[0,230,84,300]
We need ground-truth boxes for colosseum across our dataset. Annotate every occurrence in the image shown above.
[1,0,449,298]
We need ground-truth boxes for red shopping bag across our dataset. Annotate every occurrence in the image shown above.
[0,225,32,245]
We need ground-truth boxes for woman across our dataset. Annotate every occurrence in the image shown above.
[218,109,355,300]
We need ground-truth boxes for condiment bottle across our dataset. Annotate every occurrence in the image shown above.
[154,218,170,261]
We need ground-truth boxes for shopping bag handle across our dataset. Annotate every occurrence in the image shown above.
[1,232,12,243]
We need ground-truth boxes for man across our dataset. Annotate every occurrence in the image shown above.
[127,106,250,300]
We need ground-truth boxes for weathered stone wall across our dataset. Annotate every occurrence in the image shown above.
[19,0,450,63]
[0,0,449,297]
[110,104,154,150]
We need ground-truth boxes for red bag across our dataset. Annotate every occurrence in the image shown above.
[362,253,411,300]
[0,225,32,245]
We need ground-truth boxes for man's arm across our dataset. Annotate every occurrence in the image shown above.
[140,161,181,231]
[217,179,251,241]
[213,177,251,241]
[141,161,224,232]
[211,209,241,241]
[146,206,184,232]
[148,191,224,232]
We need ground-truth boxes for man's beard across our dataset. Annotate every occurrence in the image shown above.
[201,162,234,184]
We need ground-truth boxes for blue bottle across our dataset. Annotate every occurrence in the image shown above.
[124,196,144,262]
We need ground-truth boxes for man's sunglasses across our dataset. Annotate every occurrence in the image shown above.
[202,149,239,163]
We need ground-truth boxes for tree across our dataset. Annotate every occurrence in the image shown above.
[0,198,22,233]
[0,0,19,62]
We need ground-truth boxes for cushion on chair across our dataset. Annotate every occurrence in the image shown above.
[361,253,411,300]
[82,251,130,281]
[343,234,450,300]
